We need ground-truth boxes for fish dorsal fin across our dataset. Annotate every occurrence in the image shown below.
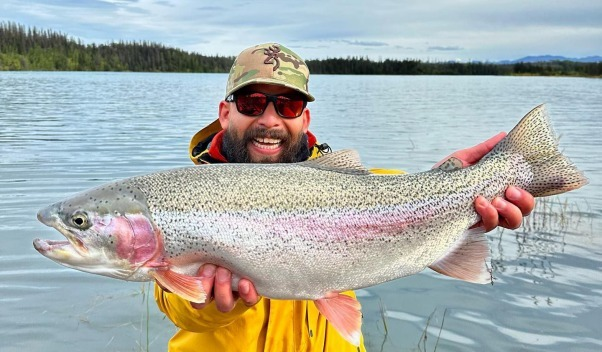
[301,149,372,175]
[428,227,492,284]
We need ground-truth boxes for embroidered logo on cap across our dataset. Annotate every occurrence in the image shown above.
[253,44,281,71]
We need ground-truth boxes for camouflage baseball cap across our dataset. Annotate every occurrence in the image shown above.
[225,43,315,102]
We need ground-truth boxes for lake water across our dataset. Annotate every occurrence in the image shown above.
[1,72,600,352]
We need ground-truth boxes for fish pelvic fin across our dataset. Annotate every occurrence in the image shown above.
[314,293,363,346]
[486,104,588,197]
[151,269,207,304]
[429,227,492,284]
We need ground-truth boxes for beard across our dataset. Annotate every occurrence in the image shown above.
[222,127,309,163]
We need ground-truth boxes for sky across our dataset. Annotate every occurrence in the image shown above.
[1,0,601,62]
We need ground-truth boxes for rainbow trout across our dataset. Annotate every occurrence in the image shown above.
[34,105,587,345]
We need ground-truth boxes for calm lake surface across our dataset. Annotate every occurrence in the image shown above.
[1,72,601,352]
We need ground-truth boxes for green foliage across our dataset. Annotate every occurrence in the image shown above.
[0,21,600,77]
[305,57,598,77]
[0,21,234,72]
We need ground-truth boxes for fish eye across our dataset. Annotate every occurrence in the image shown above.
[71,212,90,229]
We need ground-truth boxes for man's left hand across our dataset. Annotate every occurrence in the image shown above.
[436,132,536,232]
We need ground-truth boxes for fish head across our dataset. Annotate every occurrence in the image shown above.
[34,181,162,281]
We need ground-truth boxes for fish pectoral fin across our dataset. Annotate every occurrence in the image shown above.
[314,293,362,346]
[428,227,492,284]
[151,269,207,303]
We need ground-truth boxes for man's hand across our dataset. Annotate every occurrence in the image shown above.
[190,264,260,312]
[436,132,535,232]
[156,264,260,312]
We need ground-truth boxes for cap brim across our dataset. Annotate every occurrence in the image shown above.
[225,78,315,102]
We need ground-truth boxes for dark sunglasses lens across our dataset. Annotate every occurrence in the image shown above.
[275,98,305,118]
[236,94,267,116]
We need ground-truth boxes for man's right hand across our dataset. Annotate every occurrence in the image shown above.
[190,264,260,312]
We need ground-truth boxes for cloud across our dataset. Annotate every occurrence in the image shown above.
[341,40,389,47]
[0,0,600,61]
[428,46,464,52]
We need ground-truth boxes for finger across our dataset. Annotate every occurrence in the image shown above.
[214,267,235,312]
[436,132,507,169]
[190,264,216,309]
[505,186,535,216]
[475,132,506,154]
[492,197,523,230]
[238,279,260,307]
[475,196,499,232]
[463,132,507,165]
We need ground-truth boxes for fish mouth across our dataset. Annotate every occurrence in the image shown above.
[36,207,88,257]
[33,238,71,253]
[33,238,85,254]
[32,236,90,268]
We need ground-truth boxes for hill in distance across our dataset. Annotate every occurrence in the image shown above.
[499,55,602,64]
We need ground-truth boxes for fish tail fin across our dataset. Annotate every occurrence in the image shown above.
[486,104,588,197]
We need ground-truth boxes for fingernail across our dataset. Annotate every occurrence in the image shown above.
[201,265,216,278]
[493,198,506,210]
[506,186,520,201]
[216,268,230,283]
[475,196,487,208]
[239,281,249,295]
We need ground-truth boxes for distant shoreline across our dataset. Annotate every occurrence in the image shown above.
[1,70,599,79]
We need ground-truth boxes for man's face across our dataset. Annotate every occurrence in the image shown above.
[218,84,311,163]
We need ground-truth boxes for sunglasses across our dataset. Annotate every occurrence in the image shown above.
[226,92,307,119]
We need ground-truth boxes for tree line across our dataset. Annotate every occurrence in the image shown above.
[306,57,601,77]
[0,22,233,72]
[1,22,600,77]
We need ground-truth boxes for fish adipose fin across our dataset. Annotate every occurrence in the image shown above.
[314,293,362,346]
[486,104,588,196]
[428,227,492,284]
[151,269,207,303]
[302,149,372,175]
[434,156,464,171]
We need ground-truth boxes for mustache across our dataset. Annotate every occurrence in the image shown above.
[243,128,290,142]
[223,126,308,163]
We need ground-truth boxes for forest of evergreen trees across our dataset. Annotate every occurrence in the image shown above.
[0,22,234,72]
[1,22,600,77]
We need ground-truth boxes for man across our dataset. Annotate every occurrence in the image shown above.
[155,43,535,351]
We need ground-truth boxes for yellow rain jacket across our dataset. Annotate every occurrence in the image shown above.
[155,289,365,352]
[155,123,402,352]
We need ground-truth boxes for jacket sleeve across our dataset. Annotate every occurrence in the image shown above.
[154,283,256,333]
